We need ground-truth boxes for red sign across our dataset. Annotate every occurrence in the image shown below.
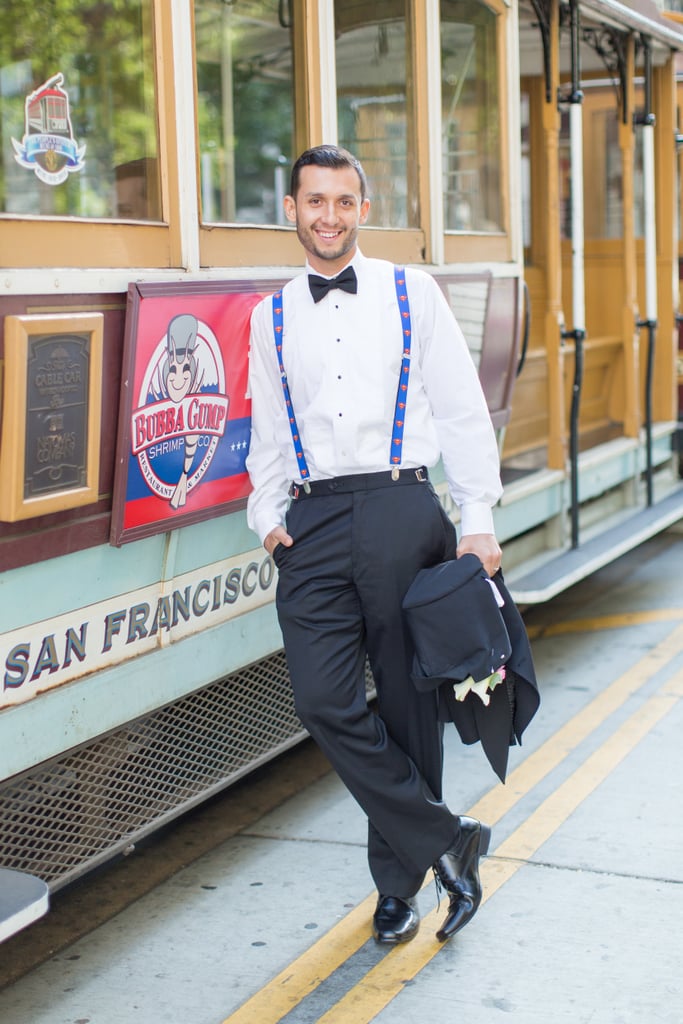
[111,280,281,544]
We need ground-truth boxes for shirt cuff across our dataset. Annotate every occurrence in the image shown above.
[247,492,287,547]
[459,502,496,537]
[251,514,284,548]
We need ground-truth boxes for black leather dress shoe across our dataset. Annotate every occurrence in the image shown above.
[372,895,420,944]
[433,816,491,942]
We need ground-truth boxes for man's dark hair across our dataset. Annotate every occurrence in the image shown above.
[289,145,368,201]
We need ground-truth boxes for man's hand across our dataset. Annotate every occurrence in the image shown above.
[457,533,502,577]
[264,525,294,557]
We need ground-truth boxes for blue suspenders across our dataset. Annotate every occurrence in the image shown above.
[271,265,412,489]
[271,291,310,484]
[392,267,412,477]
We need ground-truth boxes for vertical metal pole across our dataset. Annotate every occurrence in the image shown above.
[636,39,657,507]
[563,0,586,549]
[170,0,201,270]
[221,3,236,223]
[570,100,585,337]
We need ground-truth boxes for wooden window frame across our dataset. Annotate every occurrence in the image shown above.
[0,1,182,271]
[0,0,513,274]
[442,0,512,265]
[196,0,513,270]
[198,0,429,269]
[196,0,310,268]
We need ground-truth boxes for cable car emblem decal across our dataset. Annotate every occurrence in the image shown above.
[12,73,86,186]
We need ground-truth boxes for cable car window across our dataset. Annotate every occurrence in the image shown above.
[0,1,160,221]
[441,0,503,233]
[194,0,296,226]
[335,1,418,229]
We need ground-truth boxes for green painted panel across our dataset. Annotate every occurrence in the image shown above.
[0,535,166,632]
[494,483,564,542]
[171,509,256,575]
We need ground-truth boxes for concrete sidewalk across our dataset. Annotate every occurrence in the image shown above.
[0,530,682,1024]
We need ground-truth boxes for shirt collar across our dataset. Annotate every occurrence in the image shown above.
[305,248,365,281]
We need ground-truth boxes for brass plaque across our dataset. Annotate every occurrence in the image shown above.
[0,312,102,522]
[24,333,91,498]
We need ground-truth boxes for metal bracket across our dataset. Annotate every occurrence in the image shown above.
[557,0,583,108]
[582,26,630,124]
[633,35,655,127]
[530,0,554,104]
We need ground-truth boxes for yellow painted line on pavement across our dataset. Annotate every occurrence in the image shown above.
[470,620,683,827]
[526,607,683,639]
[221,894,377,1023]
[494,689,679,862]
[313,667,683,1024]
[221,624,683,1024]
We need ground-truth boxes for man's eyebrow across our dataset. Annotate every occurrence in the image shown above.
[303,191,357,200]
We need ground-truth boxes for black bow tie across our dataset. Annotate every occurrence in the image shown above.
[308,266,358,303]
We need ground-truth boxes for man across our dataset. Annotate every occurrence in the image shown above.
[246,144,503,944]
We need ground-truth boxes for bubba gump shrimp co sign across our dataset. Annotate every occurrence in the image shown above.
[111,279,281,545]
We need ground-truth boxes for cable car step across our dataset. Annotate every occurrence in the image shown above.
[508,486,683,605]
[0,868,49,944]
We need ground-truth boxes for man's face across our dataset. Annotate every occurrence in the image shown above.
[284,164,370,274]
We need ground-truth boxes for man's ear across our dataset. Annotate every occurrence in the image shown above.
[283,194,297,223]
[359,197,371,225]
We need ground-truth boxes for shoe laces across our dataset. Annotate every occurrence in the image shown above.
[432,866,444,911]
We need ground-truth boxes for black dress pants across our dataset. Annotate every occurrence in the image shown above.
[273,476,461,897]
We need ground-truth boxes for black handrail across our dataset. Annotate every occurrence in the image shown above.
[562,327,586,549]
[637,318,657,506]
[516,279,530,378]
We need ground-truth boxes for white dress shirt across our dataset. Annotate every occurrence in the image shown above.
[246,250,502,543]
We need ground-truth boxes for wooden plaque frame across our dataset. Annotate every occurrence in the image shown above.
[0,313,103,521]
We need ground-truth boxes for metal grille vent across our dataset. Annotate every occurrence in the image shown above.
[0,650,305,890]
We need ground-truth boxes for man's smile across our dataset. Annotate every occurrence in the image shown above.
[283,163,370,273]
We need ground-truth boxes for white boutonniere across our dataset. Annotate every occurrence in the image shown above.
[452,666,506,707]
